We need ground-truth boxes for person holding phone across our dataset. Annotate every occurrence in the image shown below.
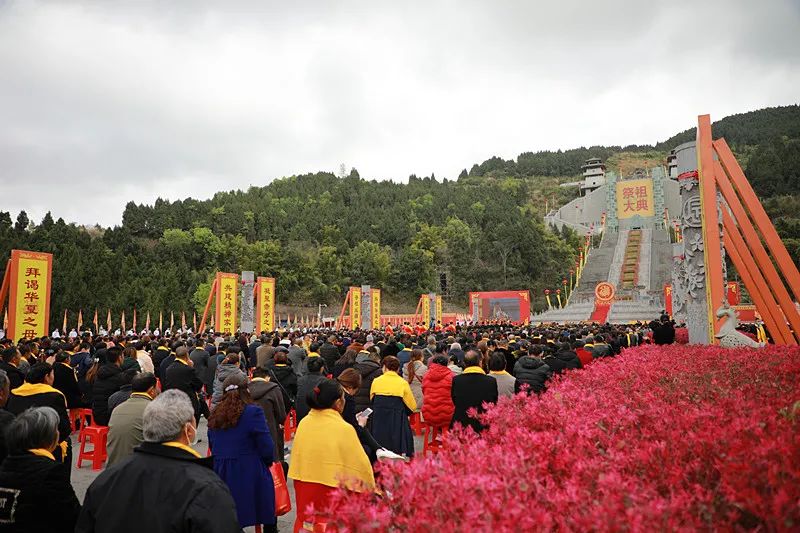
[337,368,382,463]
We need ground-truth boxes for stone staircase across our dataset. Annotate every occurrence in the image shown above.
[572,232,618,302]
[607,301,663,323]
[531,302,594,324]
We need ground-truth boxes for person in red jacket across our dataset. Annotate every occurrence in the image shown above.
[421,356,454,429]
[574,340,593,367]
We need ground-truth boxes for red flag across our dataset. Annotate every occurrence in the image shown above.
[106,309,112,331]
[133,307,137,332]
[145,311,151,331]
[77,309,83,330]
[62,310,68,333]
[93,309,99,332]
[121,310,126,331]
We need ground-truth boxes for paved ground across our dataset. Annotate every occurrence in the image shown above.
[70,419,424,532]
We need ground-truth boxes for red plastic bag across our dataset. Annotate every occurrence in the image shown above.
[271,462,292,516]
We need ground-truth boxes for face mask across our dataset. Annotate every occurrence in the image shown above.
[185,422,196,443]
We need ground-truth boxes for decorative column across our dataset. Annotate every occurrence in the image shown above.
[240,271,255,333]
[605,171,619,232]
[675,142,710,343]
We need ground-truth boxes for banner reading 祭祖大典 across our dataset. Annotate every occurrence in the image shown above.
[7,249,53,341]
[256,277,276,333]
[215,272,239,335]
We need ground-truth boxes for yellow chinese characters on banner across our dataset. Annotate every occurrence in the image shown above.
[215,272,238,335]
[256,277,275,333]
[8,250,53,341]
[616,178,655,219]
[350,287,361,329]
[421,296,430,325]
[435,295,443,325]
[371,289,381,329]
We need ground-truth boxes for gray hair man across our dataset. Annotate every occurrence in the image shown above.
[0,406,81,531]
[76,390,240,533]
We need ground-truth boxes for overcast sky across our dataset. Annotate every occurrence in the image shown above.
[1,0,798,227]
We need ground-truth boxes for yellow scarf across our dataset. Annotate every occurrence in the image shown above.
[463,366,486,375]
[11,382,66,403]
[162,441,202,458]
[28,448,55,460]
[288,409,375,491]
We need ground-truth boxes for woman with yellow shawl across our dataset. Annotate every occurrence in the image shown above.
[288,378,375,532]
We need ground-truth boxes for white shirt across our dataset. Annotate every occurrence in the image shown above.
[137,350,155,374]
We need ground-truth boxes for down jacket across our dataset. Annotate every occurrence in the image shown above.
[513,357,552,394]
[543,349,582,376]
[421,363,454,427]
[354,358,382,413]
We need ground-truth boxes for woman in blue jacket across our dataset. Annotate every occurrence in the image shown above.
[208,373,276,532]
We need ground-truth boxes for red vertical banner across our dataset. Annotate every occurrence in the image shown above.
[726,281,740,306]
[664,284,673,317]
[215,272,239,335]
[7,250,53,341]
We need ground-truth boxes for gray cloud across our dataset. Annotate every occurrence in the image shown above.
[0,0,798,227]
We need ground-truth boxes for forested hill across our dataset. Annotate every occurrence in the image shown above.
[0,104,798,326]
[465,104,800,182]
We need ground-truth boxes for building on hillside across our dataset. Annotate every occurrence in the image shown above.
[580,157,606,195]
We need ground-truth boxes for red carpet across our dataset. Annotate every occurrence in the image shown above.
[590,302,611,323]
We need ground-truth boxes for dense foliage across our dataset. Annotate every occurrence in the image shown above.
[0,105,798,327]
[329,345,800,532]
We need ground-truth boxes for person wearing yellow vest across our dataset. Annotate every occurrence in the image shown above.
[369,355,417,457]
[289,378,375,533]
[76,389,241,532]
[6,362,72,475]
[0,406,80,532]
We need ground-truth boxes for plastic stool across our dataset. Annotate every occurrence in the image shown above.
[409,412,425,436]
[77,425,109,470]
[69,408,82,433]
[76,408,94,440]
[423,425,448,455]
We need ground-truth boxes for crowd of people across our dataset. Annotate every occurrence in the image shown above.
[0,314,687,531]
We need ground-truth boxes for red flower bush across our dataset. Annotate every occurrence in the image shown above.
[325,345,800,532]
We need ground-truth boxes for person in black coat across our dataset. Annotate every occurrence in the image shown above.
[354,350,382,413]
[188,342,210,390]
[450,350,498,433]
[513,355,552,394]
[653,318,676,345]
[6,363,73,469]
[91,348,132,426]
[163,347,206,424]
[0,347,25,390]
[75,390,240,532]
[295,357,327,422]
[267,351,298,411]
[52,351,82,408]
[0,369,15,464]
[319,336,340,373]
[0,407,81,533]
[543,343,582,376]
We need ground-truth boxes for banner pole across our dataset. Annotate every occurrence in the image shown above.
[198,278,217,333]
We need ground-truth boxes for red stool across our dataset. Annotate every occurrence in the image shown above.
[76,408,94,440]
[423,425,448,455]
[69,408,81,433]
[77,425,109,470]
[409,412,425,436]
